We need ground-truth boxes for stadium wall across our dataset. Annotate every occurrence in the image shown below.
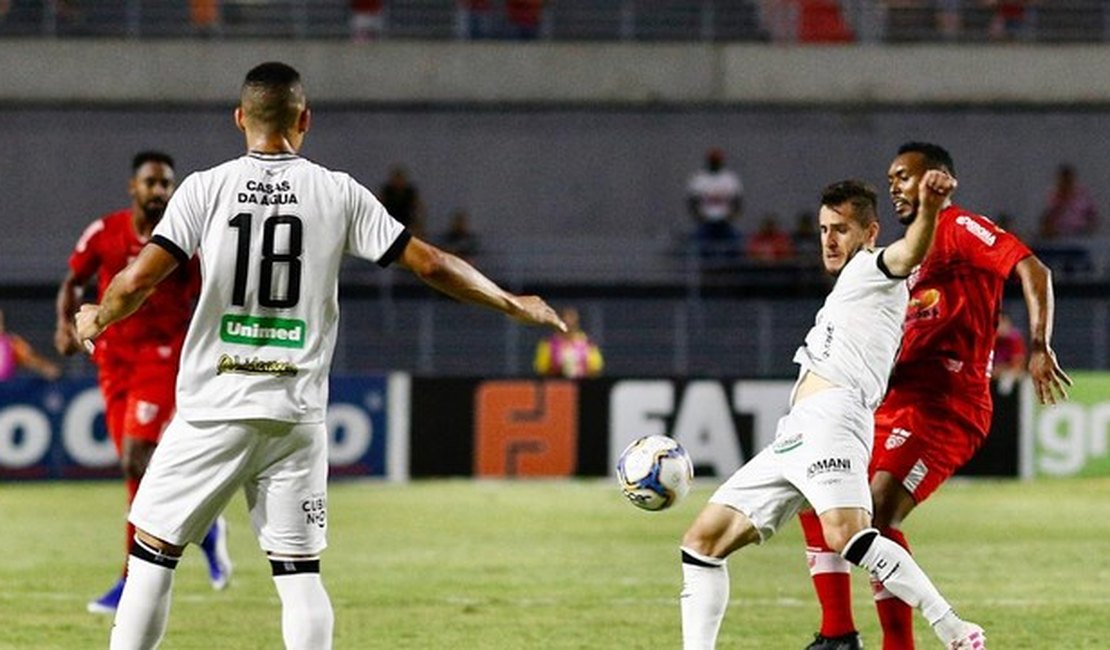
[2,41,1110,105]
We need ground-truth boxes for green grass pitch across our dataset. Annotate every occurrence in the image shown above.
[1,477,1107,648]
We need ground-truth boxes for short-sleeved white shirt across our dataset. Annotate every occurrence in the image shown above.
[153,152,407,423]
[687,169,743,222]
[792,248,908,410]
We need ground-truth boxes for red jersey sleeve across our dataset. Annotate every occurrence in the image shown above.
[952,212,1031,279]
[68,219,106,281]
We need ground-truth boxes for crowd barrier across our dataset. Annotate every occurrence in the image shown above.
[1,373,1105,481]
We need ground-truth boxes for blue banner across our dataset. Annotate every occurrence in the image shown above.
[0,375,393,480]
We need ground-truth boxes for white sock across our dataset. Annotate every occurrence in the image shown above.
[932,608,972,645]
[109,554,175,650]
[807,548,852,577]
[680,547,729,650]
[841,529,951,624]
[273,573,334,650]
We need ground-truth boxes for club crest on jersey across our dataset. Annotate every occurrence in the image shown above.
[135,400,160,426]
[221,314,306,349]
[216,354,298,377]
[886,427,912,450]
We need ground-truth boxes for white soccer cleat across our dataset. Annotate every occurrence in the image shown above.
[947,623,985,650]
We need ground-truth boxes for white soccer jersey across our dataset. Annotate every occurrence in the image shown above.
[152,152,407,423]
[792,248,908,410]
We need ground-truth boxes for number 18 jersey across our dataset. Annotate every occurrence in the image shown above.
[152,152,408,423]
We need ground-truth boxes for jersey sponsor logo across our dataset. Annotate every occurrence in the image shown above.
[955,215,997,247]
[772,432,803,454]
[216,354,298,377]
[904,459,929,493]
[220,314,306,349]
[885,426,912,450]
[906,288,941,323]
[806,457,851,479]
[238,179,298,206]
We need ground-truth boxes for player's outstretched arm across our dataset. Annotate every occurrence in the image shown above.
[1014,255,1072,405]
[75,244,180,345]
[397,236,566,332]
[882,170,955,277]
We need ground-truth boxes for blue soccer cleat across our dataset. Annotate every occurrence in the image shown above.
[87,576,126,615]
[200,516,233,591]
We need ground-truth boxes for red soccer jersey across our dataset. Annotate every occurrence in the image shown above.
[891,204,1031,404]
[68,209,200,368]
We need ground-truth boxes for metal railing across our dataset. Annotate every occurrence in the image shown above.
[1,1,1105,43]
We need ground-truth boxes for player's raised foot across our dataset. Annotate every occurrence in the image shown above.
[947,623,985,650]
[805,631,863,650]
[200,516,233,590]
[86,576,126,614]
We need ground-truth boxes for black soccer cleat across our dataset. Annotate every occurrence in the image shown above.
[805,631,864,650]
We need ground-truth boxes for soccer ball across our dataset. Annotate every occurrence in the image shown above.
[616,435,694,512]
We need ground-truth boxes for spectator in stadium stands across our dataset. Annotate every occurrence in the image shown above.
[687,147,744,263]
[459,0,494,39]
[441,208,481,260]
[380,164,427,237]
[1039,163,1099,239]
[993,311,1027,395]
[791,209,821,262]
[189,0,220,36]
[937,0,962,40]
[350,0,386,42]
[796,0,854,42]
[0,309,61,382]
[986,0,1028,40]
[534,307,604,379]
[505,0,544,40]
[745,213,796,263]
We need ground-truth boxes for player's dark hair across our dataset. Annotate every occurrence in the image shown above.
[241,61,305,133]
[897,141,956,177]
[821,180,878,226]
[132,151,175,174]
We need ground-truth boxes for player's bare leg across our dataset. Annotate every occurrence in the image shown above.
[679,503,761,650]
[870,470,923,649]
[268,551,334,650]
[109,529,183,650]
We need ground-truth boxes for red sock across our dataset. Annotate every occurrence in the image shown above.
[800,510,856,638]
[874,527,915,650]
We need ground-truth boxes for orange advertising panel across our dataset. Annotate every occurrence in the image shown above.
[474,381,578,477]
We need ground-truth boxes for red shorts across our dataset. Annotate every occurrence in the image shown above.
[869,388,991,503]
[98,361,178,454]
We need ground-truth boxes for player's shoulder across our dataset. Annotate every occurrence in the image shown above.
[943,204,1022,245]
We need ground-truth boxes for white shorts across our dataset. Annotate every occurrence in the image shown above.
[129,417,329,555]
[709,387,873,541]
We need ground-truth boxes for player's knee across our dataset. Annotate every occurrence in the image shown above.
[821,524,862,554]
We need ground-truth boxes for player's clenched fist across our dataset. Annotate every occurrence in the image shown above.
[918,169,957,211]
[74,303,104,348]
